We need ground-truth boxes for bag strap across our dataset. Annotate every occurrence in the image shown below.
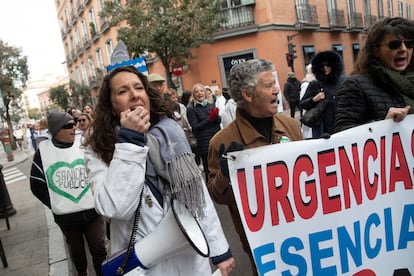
[116,186,145,275]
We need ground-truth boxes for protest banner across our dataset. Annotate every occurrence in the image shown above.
[228,115,414,276]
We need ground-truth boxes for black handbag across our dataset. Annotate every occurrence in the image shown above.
[300,99,329,128]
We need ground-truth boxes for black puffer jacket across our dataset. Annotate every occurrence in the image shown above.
[186,102,221,155]
[299,51,344,137]
[335,74,406,133]
[283,77,301,102]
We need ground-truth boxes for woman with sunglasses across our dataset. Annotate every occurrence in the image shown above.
[30,110,107,276]
[335,17,414,132]
[78,113,93,133]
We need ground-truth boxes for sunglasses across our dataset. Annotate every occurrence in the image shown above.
[380,39,414,50]
[62,122,77,129]
[320,64,331,68]
[78,119,87,123]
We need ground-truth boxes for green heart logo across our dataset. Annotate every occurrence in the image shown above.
[46,159,90,203]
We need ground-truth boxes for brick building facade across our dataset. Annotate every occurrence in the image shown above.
[55,0,414,104]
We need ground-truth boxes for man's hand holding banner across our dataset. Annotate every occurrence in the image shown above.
[228,115,414,276]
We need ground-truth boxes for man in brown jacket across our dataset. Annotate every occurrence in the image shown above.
[208,59,303,276]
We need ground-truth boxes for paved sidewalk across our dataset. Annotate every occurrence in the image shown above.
[0,147,71,275]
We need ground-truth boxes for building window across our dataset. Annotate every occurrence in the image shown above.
[98,0,105,11]
[302,46,315,66]
[81,62,89,86]
[81,19,89,42]
[347,0,358,27]
[88,56,96,78]
[65,43,69,58]
[407,3,412,19]
[378,0,384,18]
[363,0,371,16]
[76,66,82,84]
[75,28,82,49]
[96,48,106,73]
[332,44,343,58]
[60,17,65,33]
[70,0,76,20]
[64,8,70,26]
[105,40,114,64]
[388,0,394,16]
[89,8,98,34]
[352,43,360,61]
[70,36,75,58]
[398,0,404,17]
[218,49,257,88]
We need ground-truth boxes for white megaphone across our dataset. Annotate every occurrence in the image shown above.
[102,199,210,276]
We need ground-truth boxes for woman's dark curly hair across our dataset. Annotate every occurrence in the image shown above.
[354,17,414,74]
[84,66,176,165]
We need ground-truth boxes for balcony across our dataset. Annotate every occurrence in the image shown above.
[66,55,72,66]
[71,49,77,62]
[328,9,346,32]
[364,14,378,29]
[99,17,110,34]
[216,4,255,31]
[77,43,84,56]
[77,0,84,16]
[83,35,91,49]
[213,4,257,40]
[71,10,77,24]
[348,12,364,32]
[295,4,319,30]
[89,75,101,89]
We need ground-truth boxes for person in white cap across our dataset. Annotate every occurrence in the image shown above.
[148,73,168,94]
[30,110,107,276]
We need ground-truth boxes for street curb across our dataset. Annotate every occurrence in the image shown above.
[45,207,70,276]
[2,151,30,170]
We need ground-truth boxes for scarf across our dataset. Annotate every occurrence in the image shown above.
[195,99,208,107]
[240,109,273,143]
[147,117,206,217]
[371,61,414,114]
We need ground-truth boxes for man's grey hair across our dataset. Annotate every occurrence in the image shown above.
[228,59,275,108]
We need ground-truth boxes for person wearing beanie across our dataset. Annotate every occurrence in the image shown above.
[30,110,107,276]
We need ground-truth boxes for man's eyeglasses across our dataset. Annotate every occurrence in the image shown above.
[380,39,414,50]
[62,122,77,129]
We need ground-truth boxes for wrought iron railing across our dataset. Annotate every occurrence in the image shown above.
[328,9,345,27]
[296,4,319,24]
[216,5,255,31]
[364,14,378,29]
[349,12,364,29]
